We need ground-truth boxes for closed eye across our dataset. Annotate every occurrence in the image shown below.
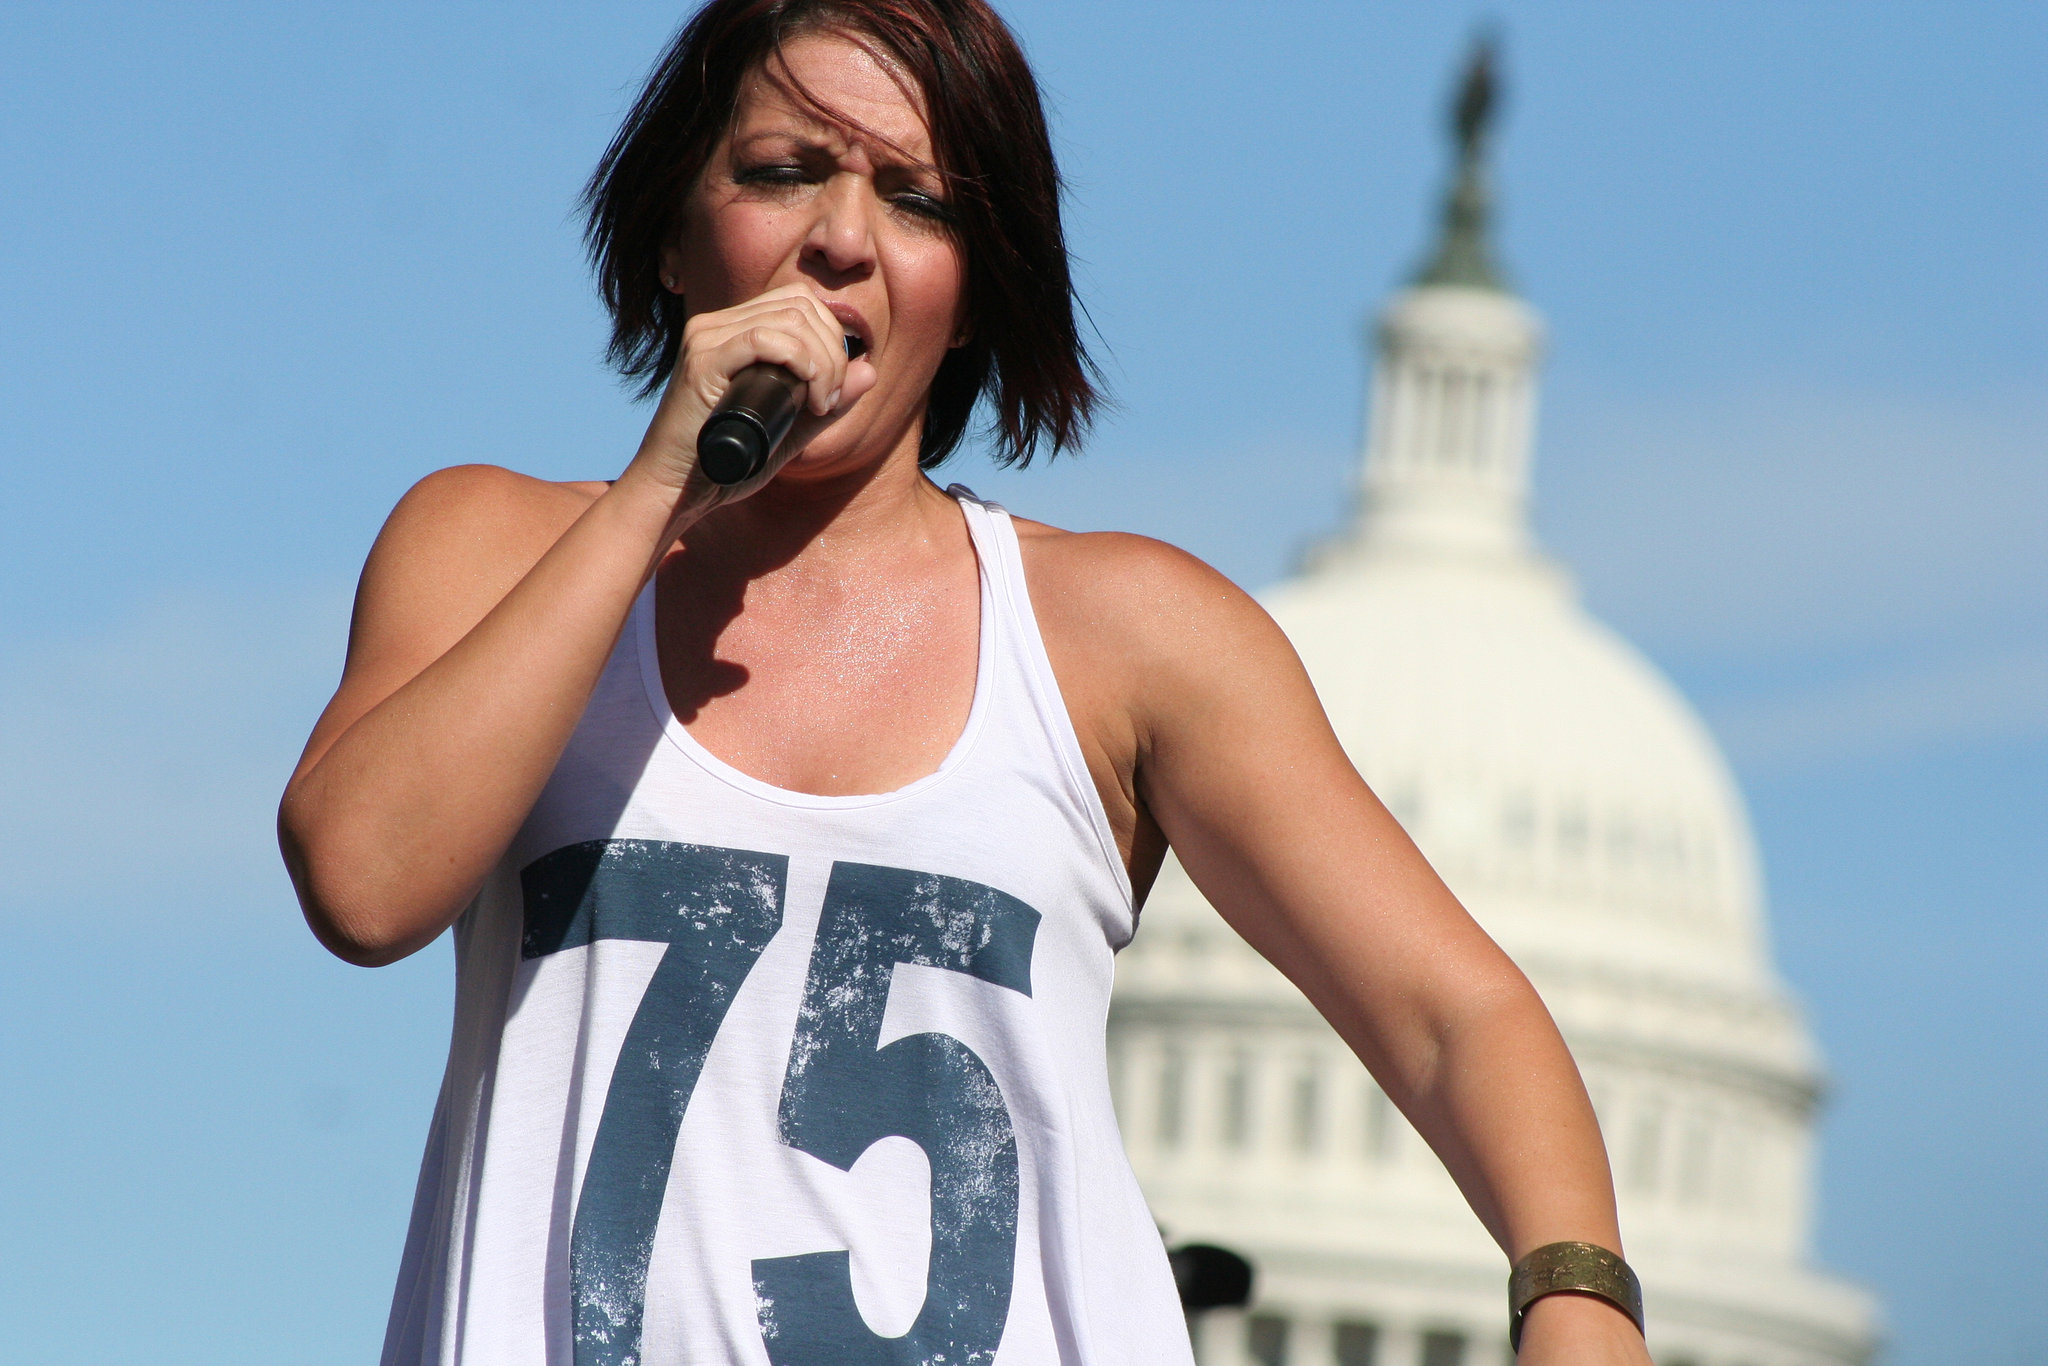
[733,162,810,186]
[889,191,956,225]
[731,161,955,227]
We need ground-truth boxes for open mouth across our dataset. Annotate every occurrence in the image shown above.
[843,333,868,361]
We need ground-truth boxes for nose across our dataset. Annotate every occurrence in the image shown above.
[803,173,876,282]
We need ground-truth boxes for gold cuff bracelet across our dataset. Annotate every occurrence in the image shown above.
[1507,1241,1645,1350]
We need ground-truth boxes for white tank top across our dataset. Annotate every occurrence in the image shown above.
[381,490,1194,1366]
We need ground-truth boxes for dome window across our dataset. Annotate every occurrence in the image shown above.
[1420,1329,1468,1366]
[1500,790,1537,846]
[1221,1052,1254,1150]
[1156,1046,1187,1150]
[1382,778,1424,830]
[1556,800,1590,858]
[1627,1098,1668,1195]
[1678,1110,1715,1204]
[1247,1314,1290,1366]
[1290,1061,1323,1155]
[1364,1082,1402,1163]
[1334,1321,1381,1366]
[1607,812,1639,870]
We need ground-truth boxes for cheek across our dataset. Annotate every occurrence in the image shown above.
[887,243,968,347]
[683,202,798,306]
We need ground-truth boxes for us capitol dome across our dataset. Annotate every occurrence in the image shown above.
[1108,45,1881,1366]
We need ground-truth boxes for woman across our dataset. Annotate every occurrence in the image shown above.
[279,2,1654,1363]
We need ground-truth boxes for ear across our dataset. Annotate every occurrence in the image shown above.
[658,240,686,295]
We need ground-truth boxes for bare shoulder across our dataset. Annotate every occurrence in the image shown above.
[284,465,611,783]
[370,464,603,573]
[347,465,607,681]
[1010,516,1307,729]
[361,464,600,599]
[1013,517,1292,666]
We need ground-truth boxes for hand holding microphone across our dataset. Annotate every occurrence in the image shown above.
[698,332,867,486]
[627,284,871,503]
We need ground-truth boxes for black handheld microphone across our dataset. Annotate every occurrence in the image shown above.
[697,334,865,487]
[696,364,803,486]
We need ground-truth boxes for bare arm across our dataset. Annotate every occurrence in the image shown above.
[278,465,682,964]
[1034,533,1649,1364]
[279,284,865,965]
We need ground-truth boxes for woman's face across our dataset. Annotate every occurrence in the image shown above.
[668,31,967,480]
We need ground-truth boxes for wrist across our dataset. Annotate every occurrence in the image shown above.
[1513,1292,1650,1365]
[1519,1289,1639,1333]
[608,461,719,545]
[1509,1241,1644,1351]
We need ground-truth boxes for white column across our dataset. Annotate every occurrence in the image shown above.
[1353,287,1543,559]
[1192,1308,1252,1366]
[1377,1322,1422,1366]
[1291,1314,1340,1366]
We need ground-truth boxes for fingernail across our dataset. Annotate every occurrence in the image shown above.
[826,388,842,410]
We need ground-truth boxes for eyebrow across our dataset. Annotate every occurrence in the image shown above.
[731,126,841,152]
[729,126,943,180]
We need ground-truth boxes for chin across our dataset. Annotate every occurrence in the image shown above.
[779,418,920,482]
[773,439,892,484]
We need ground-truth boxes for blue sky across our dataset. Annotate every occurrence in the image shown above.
[1,3,2041,1363]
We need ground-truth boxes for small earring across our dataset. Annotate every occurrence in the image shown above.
[661,274,676,290]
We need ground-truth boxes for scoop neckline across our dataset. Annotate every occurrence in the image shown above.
[635,495,998,810]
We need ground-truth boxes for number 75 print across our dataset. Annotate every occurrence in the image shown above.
[521,841,1042,1366]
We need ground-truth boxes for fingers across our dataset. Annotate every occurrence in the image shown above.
[634,282,866,500]
[785,288,851,415]
[683,284,848,415]
[701,325,823,393]
[838,356,879,411]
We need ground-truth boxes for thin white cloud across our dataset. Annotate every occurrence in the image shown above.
[1704,643,2048,775]
[0,581,351,916]
[1529,383,2046,777]
[1538,385,2048,656]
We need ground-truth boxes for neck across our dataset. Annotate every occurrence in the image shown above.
[679,442,962,586]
